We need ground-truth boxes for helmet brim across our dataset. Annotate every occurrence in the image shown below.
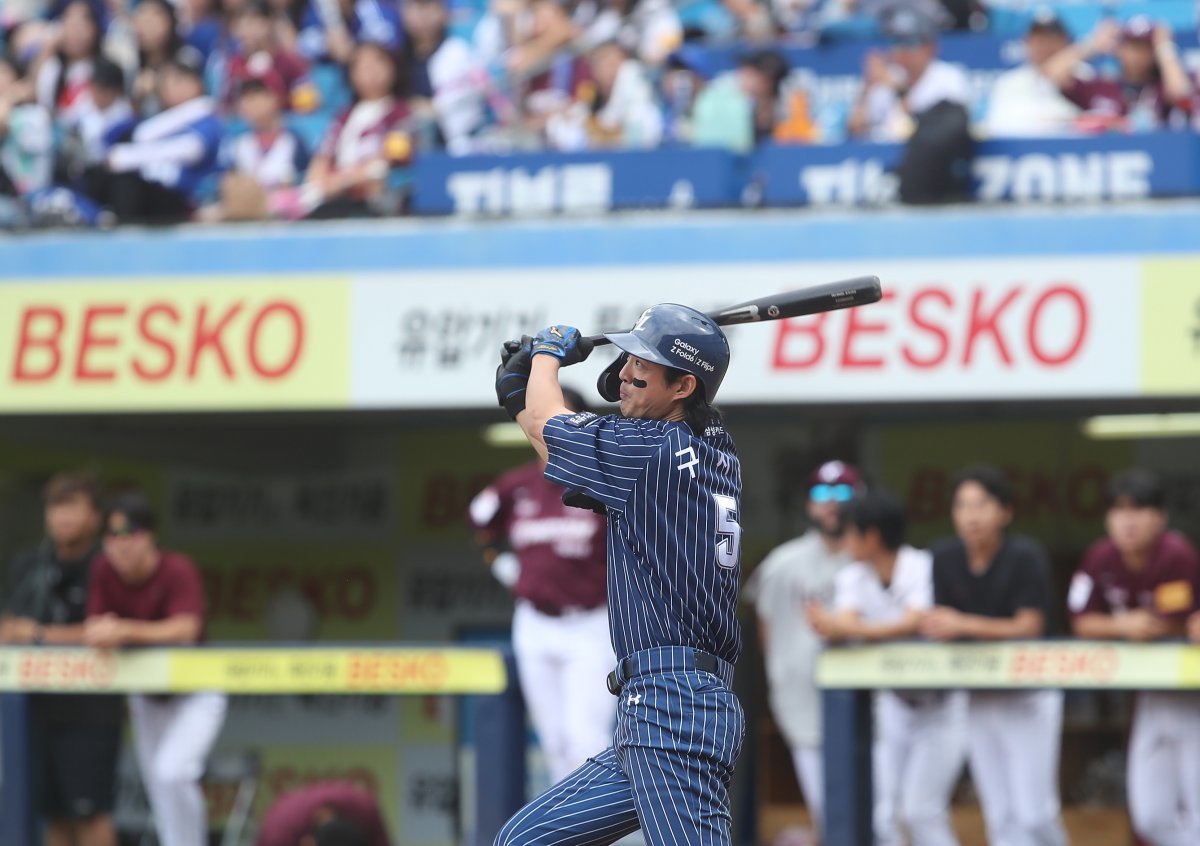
[602,331,674,370]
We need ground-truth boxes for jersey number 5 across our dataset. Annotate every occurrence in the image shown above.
[713,494,742,569]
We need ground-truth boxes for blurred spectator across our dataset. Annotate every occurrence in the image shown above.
[850,9,972,203]
[691,47,787,152]
[920,465,1068,846]
[0,53,53,226]
[1069,469,1200,846]
[34,0,103,120]
[546,39,662,149]
[983,9,1080,138]
[132,0,185,115]
[221,0,310,109]
[179,0,225,60]
[400,0,490,154]
[85,490,226,846]
[87,47,222,224]
[0,472,123,846]
[300,41,411,217]
[847,9,968,142]
[298,0,404,65]
[659,45,710,144]
[573,0,684,68]
[256,781,390,846]
[264,0,310,53]
[201,74,309,221]
[721,0,774,41]
[58,56,135,182]
[1046,16,1194,132]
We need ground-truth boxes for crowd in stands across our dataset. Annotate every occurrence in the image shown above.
[1,0,1197,224]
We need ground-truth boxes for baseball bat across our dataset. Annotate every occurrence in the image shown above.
[587,276,883,346]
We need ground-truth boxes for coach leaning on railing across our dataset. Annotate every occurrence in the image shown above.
[83,490,227,846]
[0,472,123,846]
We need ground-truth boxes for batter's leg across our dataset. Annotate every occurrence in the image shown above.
[873,694,908,846]
[494,748,641,846]
[617,673,745,846]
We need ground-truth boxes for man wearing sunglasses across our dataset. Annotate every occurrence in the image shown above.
[744,460,864,833]
[85,491,227,846]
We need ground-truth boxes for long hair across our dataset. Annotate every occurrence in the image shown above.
[665,367,723,436]
[52,0,103,109]
[136,0,184,70]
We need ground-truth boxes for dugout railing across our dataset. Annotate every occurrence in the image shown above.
[817,640,1200,846]
[0,645,527,846]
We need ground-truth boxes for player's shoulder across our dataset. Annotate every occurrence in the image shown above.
[1005,534,1050,566]
[494,460,543,490]
[160,549,201,578]
[761,532,821,569]
[896,544,933,573]
[928,535,964,563]
[1078,536,1119,571]
[1159,530,1200,562]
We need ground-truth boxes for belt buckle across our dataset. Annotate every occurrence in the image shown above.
[606,670,621,696]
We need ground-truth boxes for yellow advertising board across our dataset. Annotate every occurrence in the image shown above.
[0,646,507,694]
[1141,258,1200,395]
[818,641,1200,689]
[0,278,351,412]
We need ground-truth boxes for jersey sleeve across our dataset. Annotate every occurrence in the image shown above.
[1067,541,1110,616]
[467,470,514,535]
[1153,534,1200,621]
[163,556,207,620]
[833,565,865,613]
[85,560,114,617]
[903,548,935,611]
[1010,538,1055,617]
[542,413,666,514]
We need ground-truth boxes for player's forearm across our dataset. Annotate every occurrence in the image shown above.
[959,610,1044,640]
[119,614,202,646]
[1072,613,1125,639]
[40,623,86,644]
[853,612,922,642]
[517,356,570,462]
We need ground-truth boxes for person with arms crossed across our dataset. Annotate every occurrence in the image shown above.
[743,459,862,831]
[0,472,123,846]
[468,387,614,784]
[1069,469,1200,846]
[85,491,227,846]
[807,490,965,846]
[492,305,744,846]
[919,465,1067,846]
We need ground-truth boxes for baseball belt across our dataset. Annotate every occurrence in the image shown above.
[606,646,729,696]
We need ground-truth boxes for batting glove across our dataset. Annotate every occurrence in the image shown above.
[531,325,593,367]
[496,338,533,419]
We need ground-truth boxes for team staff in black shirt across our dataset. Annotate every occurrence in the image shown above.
[1,472,123,846]
[920,466,1068,846]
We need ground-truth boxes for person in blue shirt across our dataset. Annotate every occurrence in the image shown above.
[89,47,222,223]
[492,305,745,846]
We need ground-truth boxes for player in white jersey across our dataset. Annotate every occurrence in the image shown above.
[808,491,966,846]
[743,460,862,830]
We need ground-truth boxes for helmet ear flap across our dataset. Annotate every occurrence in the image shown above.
[597,353,627,403]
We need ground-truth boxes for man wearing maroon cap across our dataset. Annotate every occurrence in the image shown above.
[1069,469,1200,846]
[744,459,864,832]
[1044,15,1194,130]
[85,491,226,846]
[468,387,613,784]
[256,781,390,846]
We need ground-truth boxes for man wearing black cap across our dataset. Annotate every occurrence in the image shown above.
[847,8,970,142]
[90,47,223,223]
[984,10,1081,137]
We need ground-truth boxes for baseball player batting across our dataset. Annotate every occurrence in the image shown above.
[493,304,744,846]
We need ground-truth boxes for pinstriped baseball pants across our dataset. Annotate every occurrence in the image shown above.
[495,669,745,846]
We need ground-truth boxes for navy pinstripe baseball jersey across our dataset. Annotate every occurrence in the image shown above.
[542,411,743,665]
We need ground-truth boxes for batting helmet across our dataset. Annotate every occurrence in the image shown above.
[596,304,730,403]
